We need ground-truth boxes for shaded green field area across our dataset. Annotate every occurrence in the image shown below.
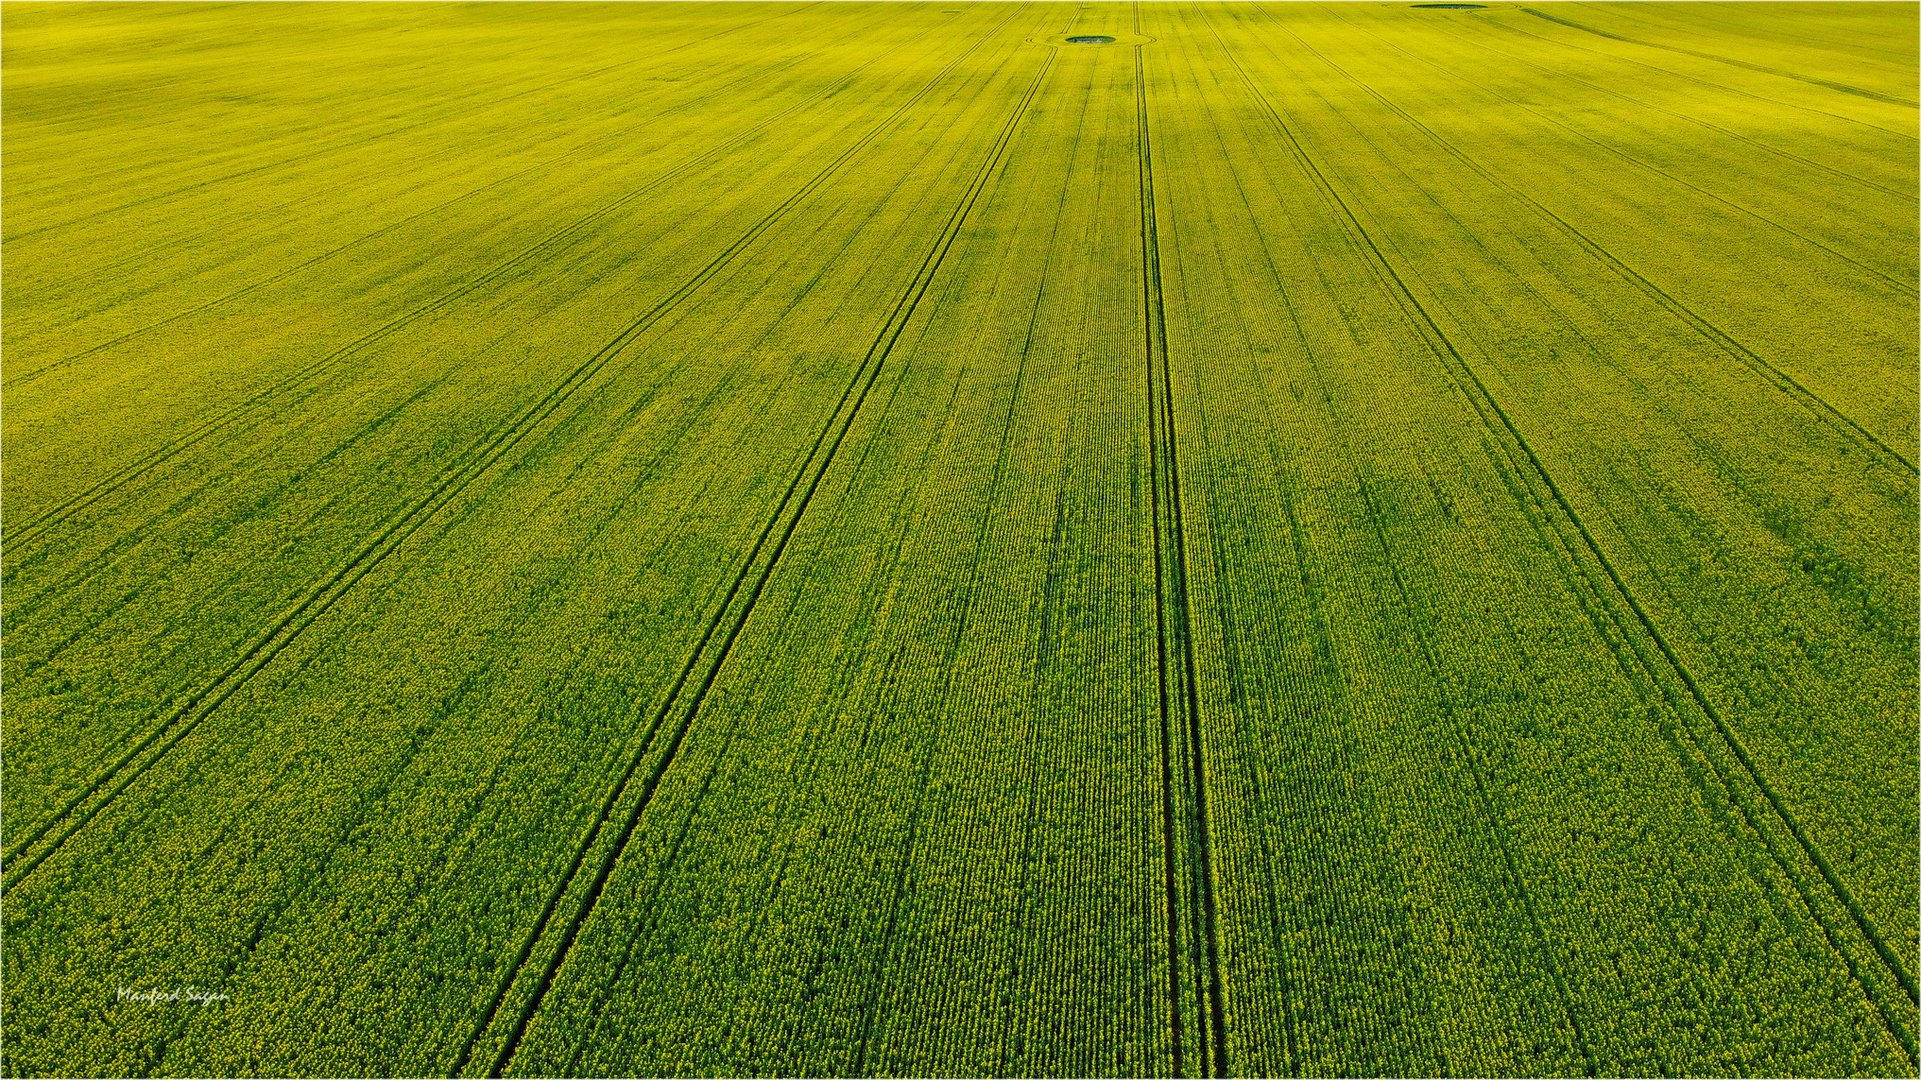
[3,2,1915,1075]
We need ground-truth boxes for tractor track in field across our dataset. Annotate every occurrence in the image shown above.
[1134,8,1227,1076]
[1219,5,1919,1061]
[3,6,1914,1075]
[9,41,826,349]
[967,58,1079,1080]
[484,74,1029,1060]
[1516,7,1920,111]
[0,9,1031,895]
[1289,10,1899,538]
[1179,36,1315,1069]
[1257,7,1916,479]
[0,3,831,248]
[1321,9,1915,299]
[2,20,886,393]
[447,18,1051,1076]
[3,51,907,555]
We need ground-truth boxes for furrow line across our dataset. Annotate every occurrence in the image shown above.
[1219,6,1918,1055]
[848,736,938,1075]
[3,211,727,888]
[127,284,787,1069]
[1451,333,1921,1062]
[4,49,896,551]
[0,10,1017,889]
[448,25,1051,1078]
[1134,9,1226,1076]
[1180,45,1311,1067]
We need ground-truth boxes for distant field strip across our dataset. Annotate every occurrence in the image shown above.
[3,3,1915,1077]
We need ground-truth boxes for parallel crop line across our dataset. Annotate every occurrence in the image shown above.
[2,202,731,887]
[0,14,1008,891]
[1518,7,1920,110]
[1273,15,1916,477]
[1134,9,1227,1077]
[3,50,896,553]
[1456,347,1921,1060]
[1225,5,1919,1058]
[449,24,1052,1078]
[847,721,939,1074]
[1524,466,1921,1063]
[514,85,1021,1060]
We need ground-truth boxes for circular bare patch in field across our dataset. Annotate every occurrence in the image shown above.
[1031,31,1153,47]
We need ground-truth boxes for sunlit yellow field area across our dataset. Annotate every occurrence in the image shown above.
[3,3,1916,1076]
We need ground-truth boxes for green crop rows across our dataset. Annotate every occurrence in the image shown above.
[2,2,1915,1075]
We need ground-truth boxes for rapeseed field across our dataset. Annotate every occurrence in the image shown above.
[2,2,1915,1075]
